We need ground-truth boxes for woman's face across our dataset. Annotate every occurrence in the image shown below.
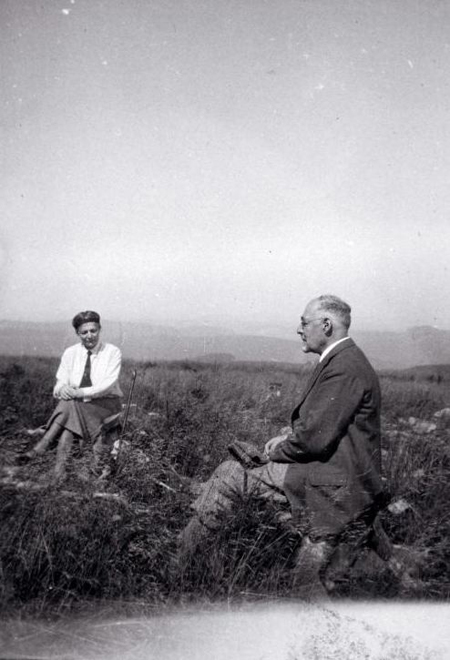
[77,322,101,350]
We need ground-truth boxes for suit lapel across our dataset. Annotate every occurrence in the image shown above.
[291,362,323,420]
[298,361,323,405]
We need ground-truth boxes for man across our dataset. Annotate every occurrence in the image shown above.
[179,295,394,595]
[264,294,387,592]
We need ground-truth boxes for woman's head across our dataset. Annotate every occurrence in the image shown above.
[72,311,101,350]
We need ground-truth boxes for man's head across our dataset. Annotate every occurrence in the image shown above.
[297,295,351,355]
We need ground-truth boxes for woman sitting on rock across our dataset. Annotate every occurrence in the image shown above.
[18,311,123,481]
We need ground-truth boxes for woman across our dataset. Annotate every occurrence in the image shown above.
[18,311,123,480]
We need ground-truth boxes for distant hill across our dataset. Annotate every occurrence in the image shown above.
[391,363,450,382]
[1,320,450,370]
[352,326,450,370]
[0,320,306,365]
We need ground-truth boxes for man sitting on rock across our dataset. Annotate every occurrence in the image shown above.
[178,295,407,596]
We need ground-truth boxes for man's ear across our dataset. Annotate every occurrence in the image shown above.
[323,317,333,336]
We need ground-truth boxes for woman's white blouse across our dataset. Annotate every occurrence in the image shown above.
[53,342,123,401]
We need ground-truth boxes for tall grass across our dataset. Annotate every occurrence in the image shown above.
[380,373,449,421]
[1,356,449,614]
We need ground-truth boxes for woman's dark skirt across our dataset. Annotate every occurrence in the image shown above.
[47,397,122,442]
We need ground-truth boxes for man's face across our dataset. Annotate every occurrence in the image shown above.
[297,300,326,354]
[77,322,101,350]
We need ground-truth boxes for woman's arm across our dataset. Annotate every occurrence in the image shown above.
[53,349,72,398]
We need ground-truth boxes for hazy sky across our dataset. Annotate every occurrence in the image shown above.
[2,0,450,332]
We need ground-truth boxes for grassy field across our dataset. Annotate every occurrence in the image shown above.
[0,355,449,615]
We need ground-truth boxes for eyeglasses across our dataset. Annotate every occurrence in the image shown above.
[299,317,325,329]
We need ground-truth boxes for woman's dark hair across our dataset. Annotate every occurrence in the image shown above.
[72,311,101,331]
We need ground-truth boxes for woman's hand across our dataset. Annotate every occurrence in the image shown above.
[59,385,79,400]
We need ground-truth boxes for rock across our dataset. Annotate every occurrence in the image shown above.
[433,407,450,419]
[407,417,437,433]
[388,498,412,515]
[433,408,450,429]
[111,439,131,459]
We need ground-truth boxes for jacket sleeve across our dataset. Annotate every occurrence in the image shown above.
[79,346,122,399]
[270,366,364,463]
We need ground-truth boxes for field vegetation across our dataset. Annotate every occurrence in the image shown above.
[0,355,449,616]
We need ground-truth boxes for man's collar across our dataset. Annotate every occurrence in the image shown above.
[319,336,351,362]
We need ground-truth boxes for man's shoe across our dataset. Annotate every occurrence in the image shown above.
[292,537,335,601]
[175,516,211,575]
[388,545,426,595]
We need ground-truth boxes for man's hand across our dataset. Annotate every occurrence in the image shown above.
[59,385,78,400]
[264,427,292,458]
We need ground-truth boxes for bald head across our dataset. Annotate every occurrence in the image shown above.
[312,295,351,332]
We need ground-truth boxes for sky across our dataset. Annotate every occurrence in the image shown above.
[1,0,450,333]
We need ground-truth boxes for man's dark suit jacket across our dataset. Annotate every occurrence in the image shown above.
[270,338,383,541]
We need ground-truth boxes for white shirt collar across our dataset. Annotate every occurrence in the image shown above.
[319,336,350,362]
[80,341,103,356]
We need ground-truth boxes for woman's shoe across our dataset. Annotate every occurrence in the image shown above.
[16,450,36,465]
[24,426,46,438]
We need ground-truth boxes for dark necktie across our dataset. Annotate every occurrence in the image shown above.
[79,350,92,387]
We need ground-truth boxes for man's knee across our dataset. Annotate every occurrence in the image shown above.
[212,459,246,481]
[191,460,246,520]
[198,459,247,500]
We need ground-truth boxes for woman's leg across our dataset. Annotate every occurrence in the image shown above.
[54,429,74,480]
[32,422,64,455]
[17,421,64,463]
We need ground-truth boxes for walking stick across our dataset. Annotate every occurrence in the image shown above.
[117,369,137,465]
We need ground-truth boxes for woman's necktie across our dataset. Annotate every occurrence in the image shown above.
[79,350,92,387]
